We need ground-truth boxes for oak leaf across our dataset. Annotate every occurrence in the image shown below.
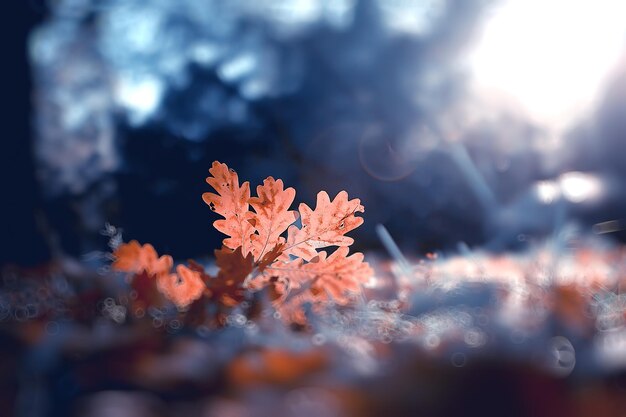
[112,241,207,309]
[256,243,285,273]
[206,246,255,307]
[248,177,298,260]
[156,265,206,309]
[283,191,364,261]
[203,162,372,321]
[129,271,163,310]
[113,160,372,325]
[112,240,173,277]
[202,162,255,255]
[269,246,373,306]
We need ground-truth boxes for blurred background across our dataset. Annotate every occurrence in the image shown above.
[4,2,626,417]
[7,0,626,267]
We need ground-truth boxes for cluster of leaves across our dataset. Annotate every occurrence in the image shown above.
[112,161,372,324]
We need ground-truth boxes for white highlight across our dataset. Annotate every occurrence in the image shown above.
[535,180,560,204]
[116,74,164,125]
[469,0,626,128]
[559,171,603,203]
[534,172,603,204]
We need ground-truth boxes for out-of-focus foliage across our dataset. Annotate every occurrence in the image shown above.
[3,234,626,416]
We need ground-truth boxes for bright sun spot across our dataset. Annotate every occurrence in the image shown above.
[559,172,603,203]
[536,180,560,204]
[534,172,603,204]
[469,0,626,128]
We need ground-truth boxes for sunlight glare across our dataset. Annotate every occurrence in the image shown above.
[469,0,626,128]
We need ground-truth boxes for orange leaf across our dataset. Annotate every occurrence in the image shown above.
[256,243,285,273]
[227,348,328,386]
[112,241,175,310]
[112,240,173,277]
[248,177,298,260]
[156,265,206,309]
[111,240,142,272]
[272,286,318,324]
[206,246,255,307]
[269,246,373,306]
[202,162,255,255]
[130,271,163,310]
[119,161,373,324]
[284,191,364,261]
